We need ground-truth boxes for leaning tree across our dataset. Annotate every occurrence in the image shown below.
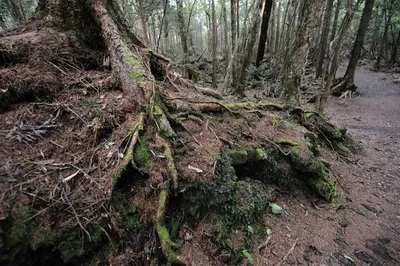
[0,0,352,264]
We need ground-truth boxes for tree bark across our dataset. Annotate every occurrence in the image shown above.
[315,0,334,78]
[137,0,151,45]
[330,0,341,42]
[317,0,354,112]
[235,0,265,95]
[230,0,238,85]
[390,29,400,65]
[333,0,374,94]
[255,0,273,67]
[222,0,229,74]
[211,0,217,87]
[176,0,191,79]
[375,11,390,68]
[279,0,324,106]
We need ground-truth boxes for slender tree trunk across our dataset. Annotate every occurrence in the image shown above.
[222,0,229,73]
[390,29,400,65]
[211,0,217,87]
[316,0,334,78]
[330,0,341,42]
[333,0,374,94]
[376,14,390,68]
[137,0,151,45]
[163,0,170,54]
[255,0,273,67]
[230,0,238,84]
[236,0,265,96]
[317,0,354,112]
[176,0,190,78]
[279,0,324,105]
[274,2,280,55]
[5,0,25,24]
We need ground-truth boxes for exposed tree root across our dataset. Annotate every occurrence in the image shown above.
[156,190,185,265]
[331,76,358,96]
[113,113,144,186]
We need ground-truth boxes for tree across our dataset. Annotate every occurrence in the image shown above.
[330,0,342,42]
[222,0,265,96]
[255,0,273,67]
[333,0,375,95]
[316,0,356,112]
[315,0,334,78]
[211,0,217,88]
[176,0,190,78]
[279,0,324,105]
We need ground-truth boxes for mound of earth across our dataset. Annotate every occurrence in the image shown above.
[0,1,356,265]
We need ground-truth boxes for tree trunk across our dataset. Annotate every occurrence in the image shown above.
[255,0,273,67]
[279,0,324,105]
[137,0,151,45]
[230,0,238,85]
[316,0,355,112]
[235,0,265,95]
[333,0,375,95]
[211,0,217,88]
[375,13,390,69]
[274,2,280,55]
[315,0,334,78]
[330,0,341,42]
[176,0,191,79]
[390,29,400,65]
[222,0,229,73]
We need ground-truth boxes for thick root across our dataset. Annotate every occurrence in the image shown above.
[156,190,185,265]
[112,113,144,186]
[331,77,358,96]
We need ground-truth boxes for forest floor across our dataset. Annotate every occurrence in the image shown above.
[250,65,400,265]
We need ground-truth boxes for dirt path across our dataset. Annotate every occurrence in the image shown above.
[252,67,400,266]
[324,67,400,265]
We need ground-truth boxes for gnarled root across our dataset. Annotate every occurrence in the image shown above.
[154,134,184,265]
[112,113,144,186]
[331,76,358,96]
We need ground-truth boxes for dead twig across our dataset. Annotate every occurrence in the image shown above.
[62,189,92,241]
[275,238,298,266]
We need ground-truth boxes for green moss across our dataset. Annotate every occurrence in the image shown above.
[133,137,151,174]
[309,174,336,203]
[335,143,351,156]
[278,139,299,146]
[130,71,145,82]
[255,148,266,160]
[91,107,100,117]
[125,51,141,66]
[111,191,138,232]
[290,152,336,202]
[304,132,321,156]
[8,207,33,247]
[31,227,57,250]
[228,150,248,165]
[58,231,84,262]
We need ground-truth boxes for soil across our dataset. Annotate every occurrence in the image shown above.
[249,66,400,265]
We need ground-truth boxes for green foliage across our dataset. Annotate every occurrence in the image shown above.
[241,249,254,263]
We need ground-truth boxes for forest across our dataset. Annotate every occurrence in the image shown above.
[0,0,399,265]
